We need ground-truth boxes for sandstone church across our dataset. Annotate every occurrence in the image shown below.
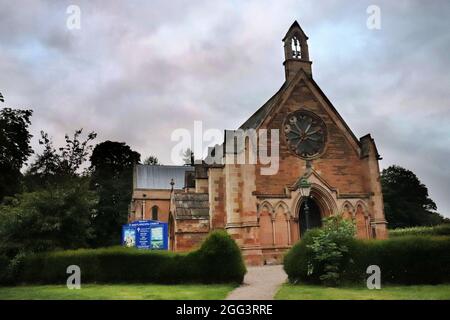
[129,21,388,265]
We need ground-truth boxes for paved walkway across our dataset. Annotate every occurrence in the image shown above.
[226,265,287,300]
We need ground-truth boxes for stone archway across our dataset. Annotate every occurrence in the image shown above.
[298,197,322,237]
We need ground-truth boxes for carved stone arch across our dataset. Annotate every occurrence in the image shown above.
[355,200,370,239]
[355,200,369,217]
[258,201,274,219]
[258,201,274,246]
[274,201,290,220]
[341,201,355,219]
[294,183,338,218]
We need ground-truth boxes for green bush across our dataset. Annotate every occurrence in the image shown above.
[389,224,450,238]
[0,255,9,284]
[16,231,245,285]
[284,235,450,285]
[284,215,356,286]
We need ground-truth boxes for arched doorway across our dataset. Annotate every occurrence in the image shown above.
[299,197,322,236]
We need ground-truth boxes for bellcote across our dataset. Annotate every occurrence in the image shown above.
[282,21,312,81]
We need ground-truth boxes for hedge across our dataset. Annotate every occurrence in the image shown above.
[284,235,450,285]
[9,230,246,285]
[389,224,450,238]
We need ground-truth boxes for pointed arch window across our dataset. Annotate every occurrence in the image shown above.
[151,205,159,221]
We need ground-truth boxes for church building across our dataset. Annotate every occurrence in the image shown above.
[129,21,388,265]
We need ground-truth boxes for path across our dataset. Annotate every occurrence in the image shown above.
[226,265,287,300]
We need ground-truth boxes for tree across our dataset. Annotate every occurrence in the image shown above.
[25,129,96,189]
[143,155,159,165]
[0,108,33,201]
[0,178,96,256]
[182,148,194,165]
[381,165,444,228]
[89,141,140,247]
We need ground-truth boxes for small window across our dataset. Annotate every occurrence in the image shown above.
[151,206,158,221]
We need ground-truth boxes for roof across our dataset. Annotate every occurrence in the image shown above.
[173,193,209,219]
[238,69,361,149]
[239,83,286,130]
[134,164,194,190]
[282,20,309,41]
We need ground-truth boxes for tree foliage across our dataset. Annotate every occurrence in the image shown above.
[89,141,140,247]
[25,129,96,189]
[381,165,444,228]
[0,178,96,256]
[0,108,33,200]
[143,155,159,165]
[305,215,355,286]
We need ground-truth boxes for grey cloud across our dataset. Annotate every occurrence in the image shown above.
[0,0,449,216]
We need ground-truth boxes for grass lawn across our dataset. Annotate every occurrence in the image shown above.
[0,284,237,300]
[275,283,450,300]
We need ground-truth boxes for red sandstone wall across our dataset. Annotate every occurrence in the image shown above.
[256,80,368,196]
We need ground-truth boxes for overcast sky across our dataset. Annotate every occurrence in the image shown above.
[1,0,449,216]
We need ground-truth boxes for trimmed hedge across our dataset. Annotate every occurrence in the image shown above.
[13,230,246,285]
[389,224,450,238]
[284,235,450,285]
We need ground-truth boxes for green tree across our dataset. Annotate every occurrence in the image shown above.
[381,165,444,228]
[0,108,33,201]
[0,178,96,256]
[306,215,356,286]
[143,155,159,165]
[89,141,140,247]
[25,129,96,190]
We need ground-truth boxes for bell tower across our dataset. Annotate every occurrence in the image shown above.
[282,21,312,81]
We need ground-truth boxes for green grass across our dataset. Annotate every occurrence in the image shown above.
[0,284,236,300]
[275,283,450,300]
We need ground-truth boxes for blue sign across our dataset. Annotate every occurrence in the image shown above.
[122,220,168,250]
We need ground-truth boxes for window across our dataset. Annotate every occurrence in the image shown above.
[291,36,301,58]
[151,206,158,221]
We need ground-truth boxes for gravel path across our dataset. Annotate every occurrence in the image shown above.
[226,265,287,300]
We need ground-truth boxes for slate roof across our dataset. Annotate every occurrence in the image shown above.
[173,193,209,219]
[238,70,361,148]
[135,164,194,190]
[239,83,286,130]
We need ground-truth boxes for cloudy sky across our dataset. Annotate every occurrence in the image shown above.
[1,0,449,216]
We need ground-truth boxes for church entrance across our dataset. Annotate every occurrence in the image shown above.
[299,197,322,236]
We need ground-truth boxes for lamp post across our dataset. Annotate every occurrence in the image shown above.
[299,176,312,231]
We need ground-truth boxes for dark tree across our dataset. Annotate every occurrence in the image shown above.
[89,141,140,247]
[143,155,159,165]
[25,129,96,189]
[0,178,96,255]
[0,108,33,201]
[381,165,444,228]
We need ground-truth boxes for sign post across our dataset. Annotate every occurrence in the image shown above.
[122,220,168,250]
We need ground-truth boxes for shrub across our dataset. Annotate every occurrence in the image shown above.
[389,224,450,238]
[0,255,9,284]
[189,230,246,283]
[16,231,245,285]
[284,215,356,286]
[285,234,450,286]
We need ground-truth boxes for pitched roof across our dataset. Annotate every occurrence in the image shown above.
[282,20,309,41]
[238,69,361,149]
[173,193,209,219]
[134,164,194,190]
[239,83,286,130]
